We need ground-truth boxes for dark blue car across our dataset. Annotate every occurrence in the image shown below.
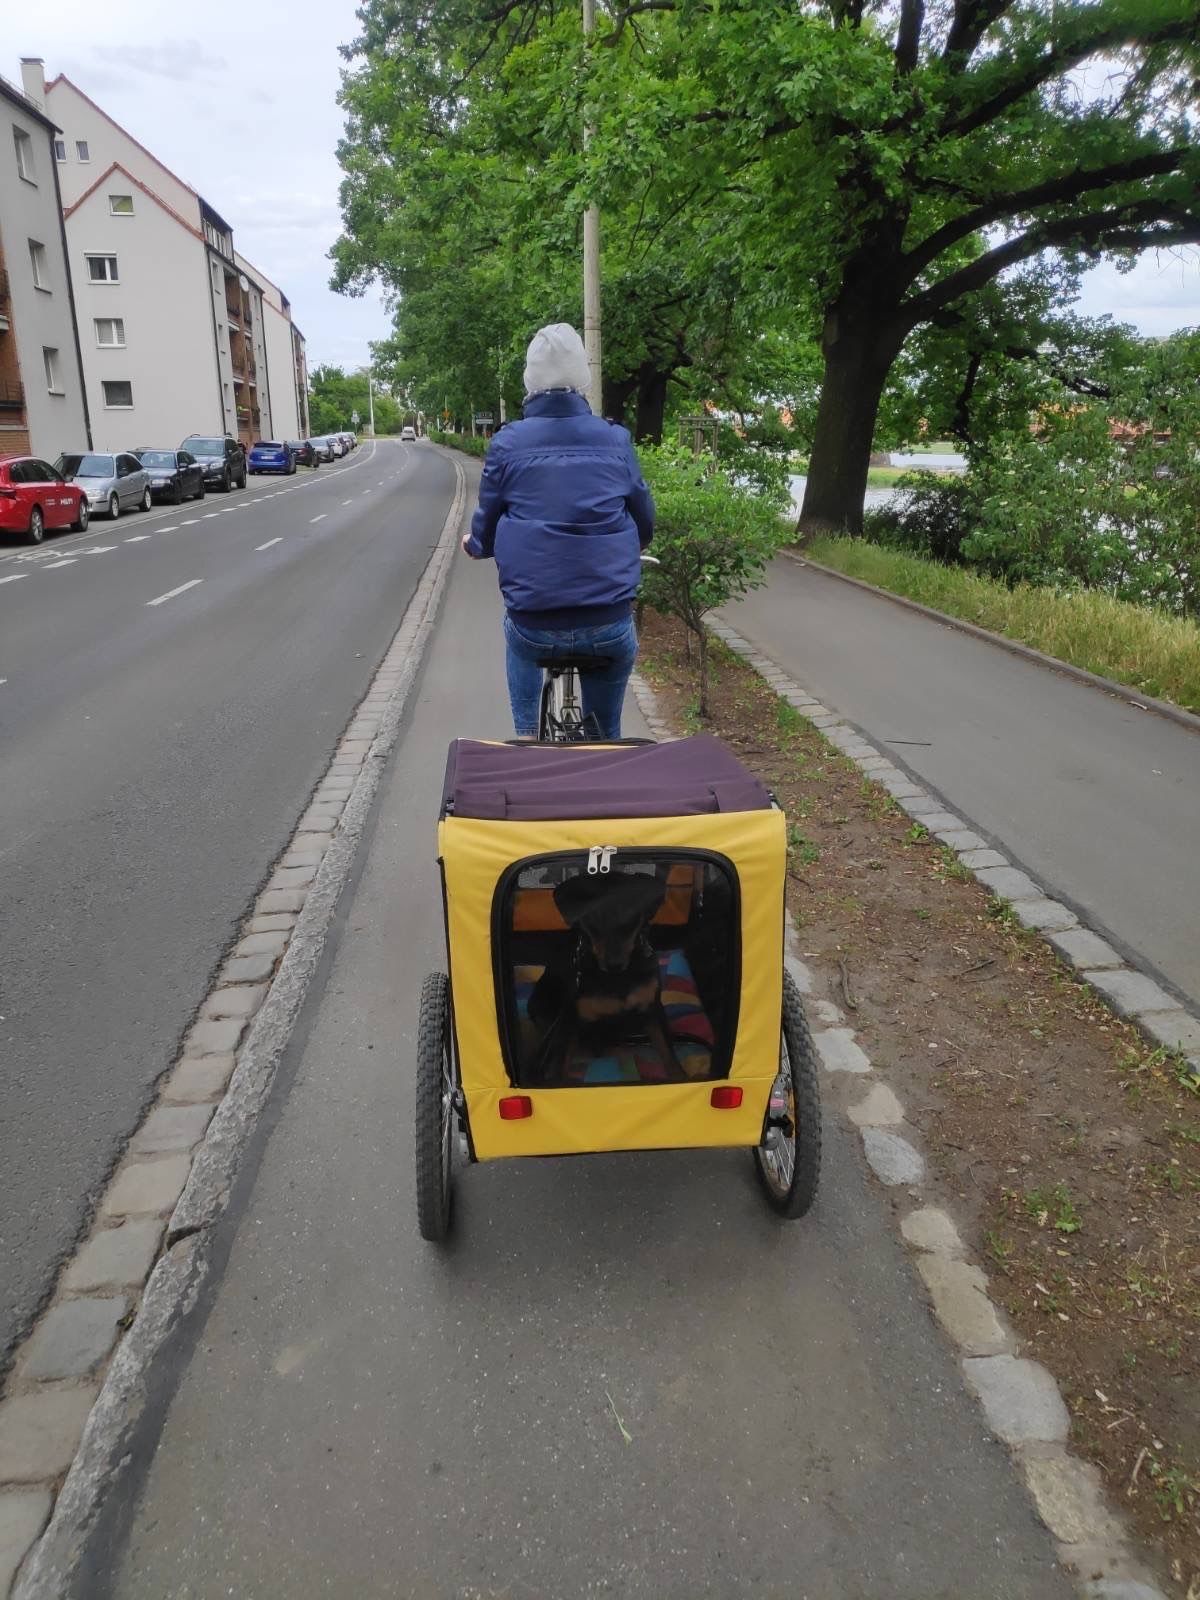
[248,440,296,476]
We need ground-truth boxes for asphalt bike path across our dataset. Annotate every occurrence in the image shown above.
[0,440,457,1368]
[107,544,1069,1600]
[727,559,1200,1011]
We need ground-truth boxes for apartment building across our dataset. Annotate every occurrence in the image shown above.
[237,252,310,441]
[19,61,306,453]
[0,73,89,459]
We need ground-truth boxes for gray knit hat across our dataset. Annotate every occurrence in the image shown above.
[523,323,590,397]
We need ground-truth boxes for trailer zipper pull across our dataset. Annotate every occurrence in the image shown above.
[587,847,601,875]
[599,847,617,873]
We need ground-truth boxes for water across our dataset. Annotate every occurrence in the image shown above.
[788,450,966,517]
[788,476,897,516]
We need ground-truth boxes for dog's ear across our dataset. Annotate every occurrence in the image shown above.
[554,871,666,928]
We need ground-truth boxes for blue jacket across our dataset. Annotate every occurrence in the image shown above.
[466,390,655,626]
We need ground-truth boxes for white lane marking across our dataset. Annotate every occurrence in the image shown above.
[360,489,371,496]
[309,514,327,524]
[0,678,6,685]
[203,512,220,519]
[157,526,177,533]
[255,538,282,551]
[342,499,353,505]
[180,519,198,527]
[44,558,78,569]
[125,535,152,543]
[81,546,117,554]
[146,578,203,607]
[0,573,30,584]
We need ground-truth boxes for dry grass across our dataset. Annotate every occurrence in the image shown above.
[805,537,1200,713]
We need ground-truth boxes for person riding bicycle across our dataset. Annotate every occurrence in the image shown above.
[461,323,655,739]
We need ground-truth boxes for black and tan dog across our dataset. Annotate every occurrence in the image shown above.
[527,872,686,1085]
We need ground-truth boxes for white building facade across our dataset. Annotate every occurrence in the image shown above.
[19,61,305,454]
[0,72,89,459]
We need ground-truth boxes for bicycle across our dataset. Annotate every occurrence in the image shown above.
[536,556,658,743]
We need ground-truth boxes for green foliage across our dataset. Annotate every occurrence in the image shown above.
[864,472,971,565]
[308,365,402,435]
[427,430,489,458]
[638,443,787,712]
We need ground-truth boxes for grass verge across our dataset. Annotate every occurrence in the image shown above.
[803,536,1200,713]
[639,609,1200,1593]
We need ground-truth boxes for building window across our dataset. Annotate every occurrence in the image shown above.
[76,139,90,162]
[108,194,134,216]
[43,347,63,393]
[53,137,66,162]
[29,239,49,290]
[13,126,36,182]
[95,317,125,348]
[85,254,119,283]
[102,380,133,409]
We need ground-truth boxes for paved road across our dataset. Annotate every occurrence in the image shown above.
[728,558,1200,1009]
[0,440,457,1368]
[107,534,1069,1600]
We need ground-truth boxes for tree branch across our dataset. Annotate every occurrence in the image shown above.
[948,14,1197,139]
[906,203,1200,320]
[895,0,926,73]
[601,0,680,46]
[904,147,1195,278]
[943,0,1013,68]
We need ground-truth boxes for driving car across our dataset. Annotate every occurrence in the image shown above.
[401,425,417,442]
[56,452,151,519]
[179,435,247,492]
[288,440,320,468]
[134,449,206,504]
[248,440,296,475]
[0,455,90,543]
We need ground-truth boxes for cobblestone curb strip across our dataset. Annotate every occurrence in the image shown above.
[1,454,469,1599]
[697,616,1180,1598]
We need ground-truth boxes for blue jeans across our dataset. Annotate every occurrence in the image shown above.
[504,614,638,739]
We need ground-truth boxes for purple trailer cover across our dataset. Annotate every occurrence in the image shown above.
[441,735,773,821]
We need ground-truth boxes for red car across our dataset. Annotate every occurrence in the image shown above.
[0,455,90,543]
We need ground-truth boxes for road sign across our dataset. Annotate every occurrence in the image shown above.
[351,410,360,427]
[474,415,494,427]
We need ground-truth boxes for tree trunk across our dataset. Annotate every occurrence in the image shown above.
[697,626,710,718]
[797,302,908,539]
[635,367,670,444]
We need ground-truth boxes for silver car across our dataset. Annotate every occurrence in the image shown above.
[56,452,152,519]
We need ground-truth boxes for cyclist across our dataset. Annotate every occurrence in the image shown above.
[461,323,655,738]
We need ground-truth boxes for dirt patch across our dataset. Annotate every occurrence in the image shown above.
[639,609,1200,1593]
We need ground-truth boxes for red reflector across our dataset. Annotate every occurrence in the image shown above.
[498,1095,533,1120]
[710,1085,743,1109]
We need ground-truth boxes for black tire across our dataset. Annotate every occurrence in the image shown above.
[173,480,184,506]
[237,469,247,489]
[71,500,89,534]
[196,478,206,501]
[221,471,232,493]
[108,492,120,520]
[752,970,822,1218]
[415,971,457,1242]
[28,505,45,544]
[140,486,152,513]
[537,675,556,742]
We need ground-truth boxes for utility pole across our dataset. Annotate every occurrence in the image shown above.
[368,371,375,436]
[582,0,603,417]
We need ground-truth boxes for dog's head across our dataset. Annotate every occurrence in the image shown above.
[553,872,666,974]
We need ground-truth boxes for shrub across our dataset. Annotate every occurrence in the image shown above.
[428,430,489,458]
[863,471,971,565]
[638,443,787,713]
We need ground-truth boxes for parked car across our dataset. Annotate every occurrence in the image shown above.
[401,425,417,442]
[288,440,320,468]
[308,436,335,464]
[328,435,347,459]
[56,452,151,519]
[180,435,247,492]
[342,432,357,452]
[134,449,206,504]
[0,455,90,543]
[248,440,297,476]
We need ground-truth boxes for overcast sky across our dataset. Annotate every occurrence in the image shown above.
[8,8,1198,372]
[7,1,391,373]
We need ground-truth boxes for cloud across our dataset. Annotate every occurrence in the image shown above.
[92,40,227,82]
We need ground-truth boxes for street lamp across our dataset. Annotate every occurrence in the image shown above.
[582,0,603,417]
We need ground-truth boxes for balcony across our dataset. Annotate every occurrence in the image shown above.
[0,377,26,412]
